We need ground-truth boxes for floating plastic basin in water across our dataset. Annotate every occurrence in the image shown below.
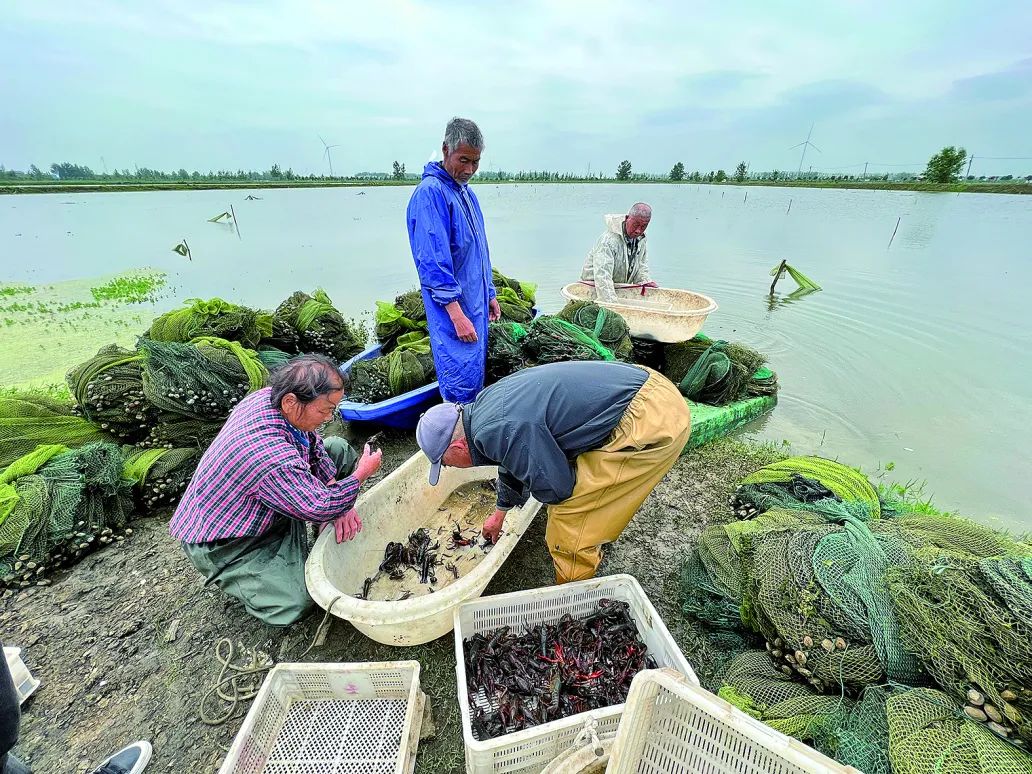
[560,283,718,343]
[305,451,542,646]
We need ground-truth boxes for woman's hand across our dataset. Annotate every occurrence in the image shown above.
[353,443,383,483]
[334,509,363,543]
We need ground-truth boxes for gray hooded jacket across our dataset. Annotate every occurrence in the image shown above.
[579,214,651,302]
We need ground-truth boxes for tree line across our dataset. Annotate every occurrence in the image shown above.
[1,148,1023,186]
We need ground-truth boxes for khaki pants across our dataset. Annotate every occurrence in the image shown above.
[545,368,691,584]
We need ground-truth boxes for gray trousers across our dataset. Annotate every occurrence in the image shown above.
[183,437,358,627]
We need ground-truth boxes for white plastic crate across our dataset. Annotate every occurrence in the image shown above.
[606,669,861,774]
[4,647,40,704]
[454,574,697,774]
[219,661,425,774]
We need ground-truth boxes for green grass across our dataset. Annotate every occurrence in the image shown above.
[0,284,35,297]
[90,272,167,304]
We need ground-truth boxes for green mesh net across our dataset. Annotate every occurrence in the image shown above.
[375,290,429,351]
[888,552,1032,745]
[522,315,616,364]
[255,346,293,370]
[123,446,200,512]
[486,322,528,383]
[269,290,367,361]
[1,443,133,586]
[558,300,634,361]
[663,336,769,405]
[346,334,436,404]
[66,344,156,442]
[886,689,1032,774]
[687,456,1032,771]
[148,297,271,348]
[0,394,114,469]
[492,268,536,322]
[737,456,882,518]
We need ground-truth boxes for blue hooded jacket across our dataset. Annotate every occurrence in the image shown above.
[406,162,496,403]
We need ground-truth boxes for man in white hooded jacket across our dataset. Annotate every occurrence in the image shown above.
[579,202,654,302]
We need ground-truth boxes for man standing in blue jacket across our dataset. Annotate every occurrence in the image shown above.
[407,117,501,403]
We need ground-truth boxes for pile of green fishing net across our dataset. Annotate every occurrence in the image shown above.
[521,315,616,365]
[0,442,133,587]
[66,345,155,443]
[486,322,528,382]
[139,337,268,448]
[374,290,428,351]
[0,393,114,469]
[682,454,1032,772]
[347,334,436,404]
[148,297,271,349]
[492,268,536,323]
[123,446,201,513]
[663,334,773,405]
[268,289,367,361]
[558,300,634,361]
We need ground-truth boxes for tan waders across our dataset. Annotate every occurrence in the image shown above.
[544,369,691,584]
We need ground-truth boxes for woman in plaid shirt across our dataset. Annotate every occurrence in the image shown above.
[169,355,382,626]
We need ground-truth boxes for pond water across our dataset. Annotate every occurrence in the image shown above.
[1,183,1030,528]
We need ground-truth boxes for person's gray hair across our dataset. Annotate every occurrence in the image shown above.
[444,117,484,152]
[628,202,652,220]
[269,354,346,408]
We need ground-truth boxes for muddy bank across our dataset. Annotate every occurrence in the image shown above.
[3,434,781,773]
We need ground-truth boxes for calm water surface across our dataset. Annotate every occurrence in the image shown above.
[2,183,1030,528]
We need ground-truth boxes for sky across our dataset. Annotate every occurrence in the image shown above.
[2,1,1031,178]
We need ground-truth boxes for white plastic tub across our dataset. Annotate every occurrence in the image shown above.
[219,661,425,774]
[560,283,717,343]
[606,668,860,773]
[3,647,39,704]
[453,574,697,774]
[306,451,542,646]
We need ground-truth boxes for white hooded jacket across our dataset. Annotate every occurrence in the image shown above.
[579,214,651,302]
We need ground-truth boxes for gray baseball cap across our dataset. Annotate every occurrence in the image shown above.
[416,402,462,485]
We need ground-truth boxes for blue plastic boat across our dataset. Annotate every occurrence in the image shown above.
[337,343,442,428]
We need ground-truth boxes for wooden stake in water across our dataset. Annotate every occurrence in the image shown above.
[771,262,784,295]
[786,198,793,214]
[744,191,748,203]
[230,204,241,240]
[887,216,901,249]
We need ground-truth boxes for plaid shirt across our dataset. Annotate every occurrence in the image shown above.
[169,388,360,543]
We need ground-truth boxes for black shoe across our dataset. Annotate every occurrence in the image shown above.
[90,741,152,774]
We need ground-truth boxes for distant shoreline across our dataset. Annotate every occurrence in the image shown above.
[1,178,1028,195]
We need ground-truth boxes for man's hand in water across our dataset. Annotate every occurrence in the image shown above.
[482,508,507,544]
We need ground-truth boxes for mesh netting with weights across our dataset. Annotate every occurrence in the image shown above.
[663,335,771,405]
[138,337,267,448]
[123,447,201,512]
[148,297,272,349]
[0,394,114,469]
[521,315,616,365]
[269,290,367,361]
[683,455,1032,771]
[67,344,156,443]
[558,300,634,361]
[492,268,536,323]
[1,443,133,588]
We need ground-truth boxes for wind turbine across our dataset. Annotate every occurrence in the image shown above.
[319,135,342,177]
[790,123,821,175]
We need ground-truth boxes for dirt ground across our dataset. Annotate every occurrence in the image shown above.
[3,429,782,773]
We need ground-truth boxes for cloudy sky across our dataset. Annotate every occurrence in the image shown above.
[3,1,1030,177]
